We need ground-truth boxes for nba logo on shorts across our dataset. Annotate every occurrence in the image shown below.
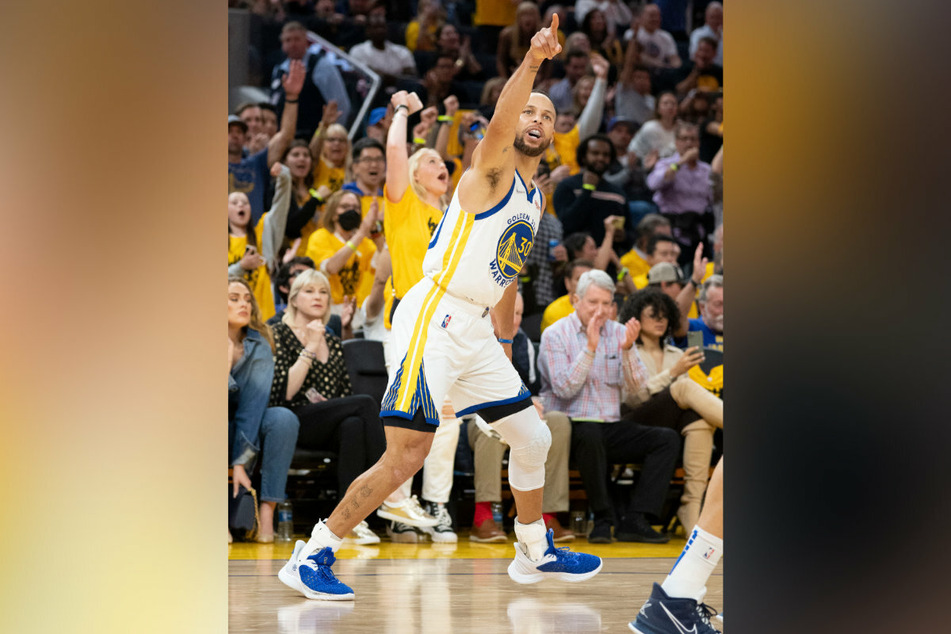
[441,314,452,328]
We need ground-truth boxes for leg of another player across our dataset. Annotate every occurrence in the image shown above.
[629,457,723,634]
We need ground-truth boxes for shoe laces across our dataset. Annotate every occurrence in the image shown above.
[430,503,452,526]
[696,602,718,628]
[305,550,342,584]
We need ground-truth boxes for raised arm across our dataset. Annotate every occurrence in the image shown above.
[308,100,340,161]
[268,60,306,167]
[576,55,608,140]
[618,29,640,87]
[467,15,562,198]
[261,163,292,274]
[385,91,423,203]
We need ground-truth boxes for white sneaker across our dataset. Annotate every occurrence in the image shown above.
[343,521,380,545]
[386,521,420,542]
[507,529,603,584]
[420,501,458,543]
[376,495,438,527]
[278,540,307,595]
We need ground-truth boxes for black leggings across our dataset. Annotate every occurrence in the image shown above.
[294,395,386,495]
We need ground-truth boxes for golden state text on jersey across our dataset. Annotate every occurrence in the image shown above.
[422,171,544,308]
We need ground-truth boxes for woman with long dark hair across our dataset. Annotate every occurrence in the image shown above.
[618,289,723,534]
[228,276,299,543]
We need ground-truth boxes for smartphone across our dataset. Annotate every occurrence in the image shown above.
[304,387,327,403]
[687,331,704,353]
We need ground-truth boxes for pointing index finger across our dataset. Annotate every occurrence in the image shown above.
[550,12,558,33]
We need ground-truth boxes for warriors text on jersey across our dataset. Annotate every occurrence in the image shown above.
[422,170,544,308]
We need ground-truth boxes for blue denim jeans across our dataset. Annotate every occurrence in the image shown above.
[628,200,660,229]
[235,407,299,502]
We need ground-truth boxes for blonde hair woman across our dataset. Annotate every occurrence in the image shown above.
[268,270,386,544]
[228,276,299,543]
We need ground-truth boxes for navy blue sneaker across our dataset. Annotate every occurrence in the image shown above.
[628,583,720,634]
[508,528,603,584]
[297,547,355,601]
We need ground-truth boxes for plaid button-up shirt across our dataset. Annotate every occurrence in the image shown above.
[538,311,650,421]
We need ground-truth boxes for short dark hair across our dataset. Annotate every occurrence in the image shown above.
[257,102,277,116]
[234,102,260,117]
[275,256,316,301]
[565,49,589,63]
[563,232,592,259]
[646,234,677,255]
[576,133,616,169]
[352,137,385,161]
[618,289,681,342]
[564,258,595,280]
[698,36,719,51]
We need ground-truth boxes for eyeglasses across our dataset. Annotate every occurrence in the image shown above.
[356,156,385,164]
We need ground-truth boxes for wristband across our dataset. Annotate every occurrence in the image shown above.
[669,163,679,172]
[582,183,596,191]
[299,349,316,360]
[498,338,513,344]
[309,188,325,204]
[437,115,452,123]
[394,104,409,114]
[285,98,299,104]
[616,266,629,282]
[413,137,427,145]
[345,240,357,252]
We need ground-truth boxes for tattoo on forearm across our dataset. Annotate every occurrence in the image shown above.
[343,507,352,520]
[359,485,372,498]
[529,64,540,71]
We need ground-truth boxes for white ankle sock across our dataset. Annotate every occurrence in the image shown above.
[299,520,343,562]
[661,526,723,602]
[514,517,547,560]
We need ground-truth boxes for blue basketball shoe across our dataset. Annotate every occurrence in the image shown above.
[507,528,603,584]
[628,583,720,634]
[296,547,355,601]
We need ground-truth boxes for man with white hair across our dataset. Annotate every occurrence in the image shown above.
[538,270,680,544]
[689,1,723,66]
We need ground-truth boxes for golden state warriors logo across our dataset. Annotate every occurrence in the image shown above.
[493,220,534,282]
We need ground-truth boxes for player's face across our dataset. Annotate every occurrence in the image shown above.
[228,282,253,328]
[228,192,251,229]
[514,94,555,158]
[286,146,313,179]
[700,286,724,331]
[414,150,450,197]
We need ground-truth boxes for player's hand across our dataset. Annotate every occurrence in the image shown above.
[529,13,563,62]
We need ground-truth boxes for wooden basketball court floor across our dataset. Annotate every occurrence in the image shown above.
[229,532,724,632]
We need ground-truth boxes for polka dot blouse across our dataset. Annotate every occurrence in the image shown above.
[269,321,353,409]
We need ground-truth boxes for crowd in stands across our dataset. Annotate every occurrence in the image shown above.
[228,0,725,545]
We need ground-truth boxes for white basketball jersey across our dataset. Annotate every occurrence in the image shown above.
[422,171,543,308]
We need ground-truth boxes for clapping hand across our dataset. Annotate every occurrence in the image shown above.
[620,316,641,350]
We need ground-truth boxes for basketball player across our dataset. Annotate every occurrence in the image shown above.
[279,14,603,600]
[629,457,724,634]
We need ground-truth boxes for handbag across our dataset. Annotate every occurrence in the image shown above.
[228,484,259,539]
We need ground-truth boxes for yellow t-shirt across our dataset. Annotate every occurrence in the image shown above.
[312,158,346,194]
[405,20,439,52]
[540,294,574,333]
[552,126,582,175]
[297,219,320,258]
[620,249,651,281]
[474,0,516,27]
[228,218,275,321]
[304,228,377,306]
[383,185,443,300]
